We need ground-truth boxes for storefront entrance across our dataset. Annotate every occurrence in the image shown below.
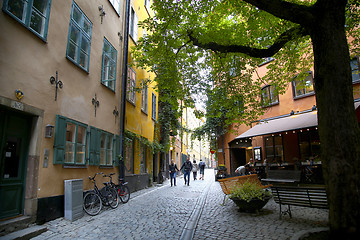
[0,107,31,219]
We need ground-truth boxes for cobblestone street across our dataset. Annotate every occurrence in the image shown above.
[32,169,329,240]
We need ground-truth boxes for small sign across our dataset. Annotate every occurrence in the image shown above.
[5,152,11,158]
[217,149,223,153]
[11,101,24,111]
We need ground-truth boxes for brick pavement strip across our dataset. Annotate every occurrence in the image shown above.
[31,169,328,240]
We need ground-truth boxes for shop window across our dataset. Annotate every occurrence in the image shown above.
[101,38,117,91]
[264,135,283,164]
[66,2,92,72]
[298,130,321,161]
[292,72,314,98]
[261,85,279,107]
[253,147,262,161]
[351,57,360,84]
[2,0,52,41]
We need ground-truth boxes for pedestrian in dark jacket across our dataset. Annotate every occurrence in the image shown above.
[180,158,193,186]
[169,160,179,187]
[199,159,206,180]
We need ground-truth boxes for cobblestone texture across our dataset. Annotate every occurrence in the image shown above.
[32,169,328,240]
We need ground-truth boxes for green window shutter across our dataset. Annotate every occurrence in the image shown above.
[89,127,100,165]
[114,135,120,166]
[53,115,67,164]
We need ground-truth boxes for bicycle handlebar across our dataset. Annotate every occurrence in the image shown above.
[89,172,104,181]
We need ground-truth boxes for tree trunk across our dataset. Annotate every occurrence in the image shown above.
[309,2,360,238]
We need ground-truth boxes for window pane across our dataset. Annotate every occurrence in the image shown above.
[6,0,27,22]
[82,19,91,36]
[79,51,88,68]
[32,0,48,15]
[76,144,85,164]
[81,37,89,53]
[65,142,75,163]
[351,59,360,82]
[72,6,82,26]
[30,10,45,35]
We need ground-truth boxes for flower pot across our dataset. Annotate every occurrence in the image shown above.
[230,195,271,212]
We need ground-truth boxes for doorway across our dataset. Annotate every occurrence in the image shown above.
[230,148,246,174]
[0,107,31,219]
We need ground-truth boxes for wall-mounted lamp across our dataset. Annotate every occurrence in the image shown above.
[118,32,123,41]
[290,110,295,115]
[45,124,55,138]
[312,105,317,111]
[98,5,106,24]
[50,71,63,101]
[170,146,173,151]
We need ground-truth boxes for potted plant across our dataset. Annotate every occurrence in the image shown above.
[228,179,272,212]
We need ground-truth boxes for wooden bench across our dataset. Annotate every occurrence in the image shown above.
[261,170,301,184]
[271,185,328,219]
[218,174,272,204]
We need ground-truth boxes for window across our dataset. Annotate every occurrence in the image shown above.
[261,85,279,107]
[351,57,360,84]
[66,2,92,72]
[101,38,117,91]
[293,72,314,98]
[298,130,320,161]
[253,147,262,161]
[141,81,148,113]
[53,115,87,165]
[140,142,147,173]
[127,67,136,104]
[100,132,114,166]
[2,0,52,40]
[125,137,134,174]
[129,7,138,43]
[151,92,157,120]
[264,135,283,164]
[108,0,120,14]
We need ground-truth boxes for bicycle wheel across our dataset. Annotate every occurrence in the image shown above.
[107,188,119,209]
[118,185,130,203]
[83,191,102,216]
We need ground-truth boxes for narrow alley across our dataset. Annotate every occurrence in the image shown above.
[30,169,328,240]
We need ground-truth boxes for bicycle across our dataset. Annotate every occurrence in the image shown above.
[103,173,130,203]
[83,172,119,216]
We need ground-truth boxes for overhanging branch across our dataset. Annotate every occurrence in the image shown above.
[188,26,308,58]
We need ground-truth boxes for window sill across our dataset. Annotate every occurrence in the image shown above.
[66,56,90,73]
[293,92,315,100]
[63,164,87,169]
[126,99,136,107]
[262,102,279,108]
[101,83,116,93]
[99,165,114,169]
[141,109,148,115]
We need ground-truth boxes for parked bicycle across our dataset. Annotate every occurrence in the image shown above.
[83,172,119,216]
[103,173,130,203]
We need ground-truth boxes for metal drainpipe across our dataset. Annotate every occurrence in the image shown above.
[119,0,131,183]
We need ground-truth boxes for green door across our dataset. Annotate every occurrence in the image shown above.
[0,108,31,219]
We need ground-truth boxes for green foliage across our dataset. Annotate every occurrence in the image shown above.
[133,0,360,141]
[229,180,272,202]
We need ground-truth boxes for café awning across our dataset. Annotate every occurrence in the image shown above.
[235,111,318,140]
[236,101,360,140]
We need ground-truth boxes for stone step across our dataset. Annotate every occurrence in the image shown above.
[0,217,32,237]
[0,225,47,240]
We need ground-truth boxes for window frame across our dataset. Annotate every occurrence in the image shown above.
[292,71,315,99]
[351,56,360,84]
[151,92,157,120]
[101,38,117,91]
[2,0,52,41]
[140,142,147,174]
[108,0,121,15]
[264,135,284,164]
[127,67,136,105]
[66,1,92,72]
[144,0,151,14]
[124,136,134,174]
[261,85,279,107]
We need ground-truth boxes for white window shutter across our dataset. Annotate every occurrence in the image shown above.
[134,13,138,43]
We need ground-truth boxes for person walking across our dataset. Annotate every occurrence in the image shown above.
[192,160,198,180]
[169,160,179,187]
[199,159,206,180]
[180,157,193,186]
